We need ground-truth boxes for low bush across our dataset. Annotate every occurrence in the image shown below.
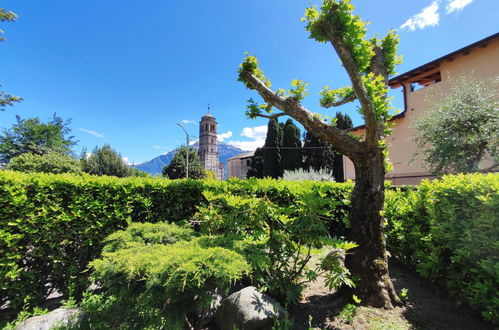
[6,151,82,174]
[385,173,499,324]
[81,223,249,329]
[195,190,356,304]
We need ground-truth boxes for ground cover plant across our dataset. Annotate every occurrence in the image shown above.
[80,222,249,329]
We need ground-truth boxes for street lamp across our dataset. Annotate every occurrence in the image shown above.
[177,123,190,179]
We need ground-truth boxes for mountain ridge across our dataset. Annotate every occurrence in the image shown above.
[133,142,246,177]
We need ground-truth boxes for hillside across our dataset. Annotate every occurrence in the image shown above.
[133,142,245,177]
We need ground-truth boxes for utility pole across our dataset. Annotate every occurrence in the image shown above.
[177,123,190,179]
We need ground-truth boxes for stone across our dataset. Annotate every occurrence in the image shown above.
[16,308,82,330]
[215,286,284,330]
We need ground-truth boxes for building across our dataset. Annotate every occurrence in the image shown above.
[344,33,499,185]
[227,151,255,179]
[199,109,224,180]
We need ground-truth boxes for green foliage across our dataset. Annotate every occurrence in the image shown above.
[1,307,49,330]
[238,53,272,89]
[6,151,82,174]
[289,79,309,101]
[162,145,206,179]
[263,118,282,178]
[0,8,22,111]
[281,119,302,171]
[412,77,499,175]
[0,171,206,309]
[283,168,335,182]
[84,223,249,329]
[0,114,76,164]
[196,190,355,305]
[320,85,354,107]
[81,144,146,178]
[102,221,194,252]
[247,147,264,178]
[385,173,499,324]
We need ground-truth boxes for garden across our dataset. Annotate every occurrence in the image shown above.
[0,171,497,329]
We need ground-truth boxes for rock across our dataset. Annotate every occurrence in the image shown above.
[215,286,284,330]
[197,291,224,327]
[16,308,83,330]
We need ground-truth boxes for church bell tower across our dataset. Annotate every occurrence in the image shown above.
[199,107,224,180]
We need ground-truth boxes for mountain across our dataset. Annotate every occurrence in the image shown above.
[133,142,246,177]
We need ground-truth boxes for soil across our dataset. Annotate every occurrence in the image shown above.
[290,262,495,330]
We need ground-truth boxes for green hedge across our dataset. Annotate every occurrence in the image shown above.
[0,171,352,310]
[1,170,497,324]
[385,173,499,324]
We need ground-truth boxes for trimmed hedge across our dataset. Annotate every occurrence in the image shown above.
[0,171,351,309]
[1,170,497,324]
[385,173,499,324]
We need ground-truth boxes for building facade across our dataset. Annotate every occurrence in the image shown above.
[344,33,499,185]
[227,151,255,179]
[199,110,224,180]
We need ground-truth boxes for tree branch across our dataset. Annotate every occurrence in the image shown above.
[240,70,365,161]
[254,112,287,119]
[323,93,357,108]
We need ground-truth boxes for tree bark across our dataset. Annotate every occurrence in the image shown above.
[346,148,402,308]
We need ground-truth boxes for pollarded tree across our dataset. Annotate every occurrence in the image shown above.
[413,77,498,175]
[239,0,402,307]
[332,112,353,181]
[281,119,302,171]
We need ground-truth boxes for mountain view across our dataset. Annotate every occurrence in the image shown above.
[133,142,245,177]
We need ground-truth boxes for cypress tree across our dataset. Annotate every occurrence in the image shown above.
[262,118,281,178]
[302,112,352,181]
[281,119,302,171]
[247,147,264,178]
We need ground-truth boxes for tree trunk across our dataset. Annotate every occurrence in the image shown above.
[345,149,402,308]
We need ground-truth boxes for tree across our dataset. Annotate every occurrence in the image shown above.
[238,0,402,307]
[6,151,82,174]
[281,119,302,171]
[247,147,264,178]
[302,112,352,181]
[0,114,77,164]
[162,146,206,179]
[332,112,353,181]
[262,118,281,178]
[81,144,147,178]
[413,77,498,175]
[1,8,22,111]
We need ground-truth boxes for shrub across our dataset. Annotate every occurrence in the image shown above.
[82,223,249,329]
[385,173,499,324]
[6,151,82,174]
[195,190,356,304]
[283,167,335,181]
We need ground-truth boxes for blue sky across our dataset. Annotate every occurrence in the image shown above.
[1,0,497,164]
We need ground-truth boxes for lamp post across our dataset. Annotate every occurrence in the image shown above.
[177,123,190,179]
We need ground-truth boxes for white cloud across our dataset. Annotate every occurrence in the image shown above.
[84,152,92,160]
[401,1,440,31]
[122,157,131,165]
[446,0,474,13]
[226,125,267,151]
[217,131,233,142]
[241,125,267,140]
[181,119,196,124]
[79,128,104,138]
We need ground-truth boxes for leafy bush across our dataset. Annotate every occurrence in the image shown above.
[283,167,335,181]
[82,223,249,329]
[195,190,356,304]
[102,221,194,252]
[385,173,499,324]
[6,151,82,174]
